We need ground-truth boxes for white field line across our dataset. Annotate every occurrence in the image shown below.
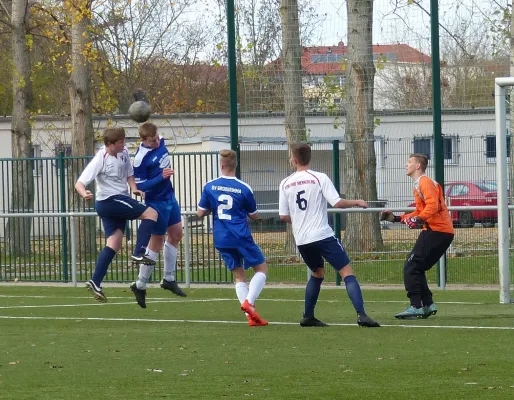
[0,314,513,330]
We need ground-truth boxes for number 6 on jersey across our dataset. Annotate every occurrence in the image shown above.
[296,190,308,210]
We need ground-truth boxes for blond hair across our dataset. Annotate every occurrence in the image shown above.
[220,149,237,171]
[410,153,429,172]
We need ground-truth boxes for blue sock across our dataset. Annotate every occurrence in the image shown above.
[344,275,365,314]
[92,246,116,286]
[304,276,323,318]
[133,219,156,256]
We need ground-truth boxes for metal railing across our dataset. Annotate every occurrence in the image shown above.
[0,205,508,289]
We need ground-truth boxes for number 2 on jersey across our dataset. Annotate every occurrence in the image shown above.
[218,194,233,219]
[296,190,307,210]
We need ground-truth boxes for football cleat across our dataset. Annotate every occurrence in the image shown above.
[299,316,329,327]
[130,282,147,309]
[422,303,438,319]
[160,279,187,297]
[247,315,268,327]
[241,299,266,324]
[394,306,424,320]
[86,279,107,303]
[130,254,156,265]
[357,313,381,327]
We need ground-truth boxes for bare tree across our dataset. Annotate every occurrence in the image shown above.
[343,0,383,252]
[280,0,307,251]
[4,0,35,255]
[67,0,96,256]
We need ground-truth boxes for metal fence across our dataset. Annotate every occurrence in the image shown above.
[0,137,509,286]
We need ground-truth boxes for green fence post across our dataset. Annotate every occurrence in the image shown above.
[333,140,342,286]
[59,151,68,282]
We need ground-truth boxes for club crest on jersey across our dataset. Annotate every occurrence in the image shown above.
[159,154,171,169]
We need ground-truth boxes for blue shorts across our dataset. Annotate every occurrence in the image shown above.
[146,197,182,235]
[218,241,266,271]
[297,236,351,272]
[96,195,149,238]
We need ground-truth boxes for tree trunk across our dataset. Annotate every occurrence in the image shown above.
[344,0,383,252]
[6,0,34,256]
[280,0,307,253]
[69,0,96,259]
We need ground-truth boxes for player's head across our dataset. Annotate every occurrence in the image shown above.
[103,128,125,153]
[290,143,311,167]
[219,149,238,173]
[139,122,160,148]
[406,153,428,176]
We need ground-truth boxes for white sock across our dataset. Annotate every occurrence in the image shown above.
[163,242,177,281]
[136,264,155,289]
[247,272,266,305]
[235,282,249,316]
[145,248,159,262]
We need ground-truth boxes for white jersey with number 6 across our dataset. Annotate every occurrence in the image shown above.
[279,170,341,246]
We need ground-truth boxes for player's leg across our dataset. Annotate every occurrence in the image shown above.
[420,232,454,318]
[131,204,158,263]
[297,242,328,327]
[161,198,186,297]
[395,232,429,319]
[86,217,124,303]
[321,237,380,327]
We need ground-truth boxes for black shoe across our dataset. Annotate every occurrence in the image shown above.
[160,279,187,297]
[357,313,381,327]
[86,279,107,303]
[130,282,147,309]
[131,254,156,265]
[300,316,329,327]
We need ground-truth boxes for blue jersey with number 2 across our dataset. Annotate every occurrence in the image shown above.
[198,176,257,248]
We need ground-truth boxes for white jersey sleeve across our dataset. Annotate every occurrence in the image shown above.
[124,147,134,177]
[319,174,341,206]
[278,176,291,216]
[77,149,105,187]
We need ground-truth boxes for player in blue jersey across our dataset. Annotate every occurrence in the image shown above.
[129,122,187,308]
[75,127,158,303]
[197,149,268,326]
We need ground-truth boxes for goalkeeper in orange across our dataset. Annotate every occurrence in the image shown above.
[381,153,454,319]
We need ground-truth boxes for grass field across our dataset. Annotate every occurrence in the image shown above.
[1,285,514,399]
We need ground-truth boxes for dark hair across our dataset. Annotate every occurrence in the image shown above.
[103,128,125,145]
[410,153,429,172]
[139,122,158,140]
[291,143,311,166]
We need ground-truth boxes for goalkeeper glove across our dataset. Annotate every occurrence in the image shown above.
[405,216,424,229]
[380,211,401,223]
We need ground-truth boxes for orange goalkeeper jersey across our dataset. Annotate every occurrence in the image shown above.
[401,175,454,234]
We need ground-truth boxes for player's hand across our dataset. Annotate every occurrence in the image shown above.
[82,190,93,201]
[132,189,145,199]
[162,168,174,179]
[405,216,424,229]
[380,210,401,223]
[355,200,368,208]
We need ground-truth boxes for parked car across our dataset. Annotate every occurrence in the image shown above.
[409,181,499,228]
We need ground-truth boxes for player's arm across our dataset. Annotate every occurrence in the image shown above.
[320,174,368,209]
[75,152,103,200]
[334,199,368,209]
[127,176,144,198]
[197,187,211,218]
[278,182,291,223]
[244,187,260,221]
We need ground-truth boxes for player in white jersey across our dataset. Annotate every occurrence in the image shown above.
[75,128,158,302]
[279,143,380,328]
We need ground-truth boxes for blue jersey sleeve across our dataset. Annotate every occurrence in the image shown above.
[245,189,257,214]
[198,186,211,210]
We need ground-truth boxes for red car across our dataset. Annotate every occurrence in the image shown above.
[409,181,498,228]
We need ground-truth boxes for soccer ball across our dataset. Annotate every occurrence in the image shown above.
[128,101,151,123]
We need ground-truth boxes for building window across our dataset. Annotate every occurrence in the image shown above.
[413,136,458,164]
[413,138,431,160]
[486,135,510,162]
